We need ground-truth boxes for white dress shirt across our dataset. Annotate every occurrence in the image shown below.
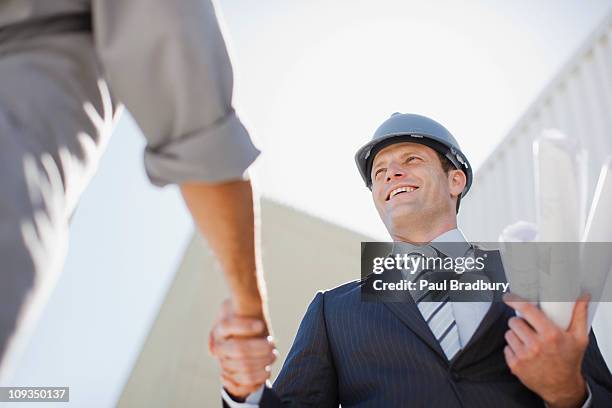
[430,228,490,348]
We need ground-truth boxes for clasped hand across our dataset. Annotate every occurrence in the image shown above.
[209,300,278,399]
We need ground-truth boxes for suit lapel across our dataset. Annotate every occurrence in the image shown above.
[453,248,510,358]
[375,269,448,362]
[382,301,448,362]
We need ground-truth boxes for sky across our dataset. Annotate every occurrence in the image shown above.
[4,1,611,407]
[221,0,612,240]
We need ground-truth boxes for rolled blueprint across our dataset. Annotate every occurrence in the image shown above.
[534,129,583,241]
[498,221,540,303]
[534,130,583,329]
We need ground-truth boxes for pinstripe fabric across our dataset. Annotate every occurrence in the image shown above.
[230,249,612,407]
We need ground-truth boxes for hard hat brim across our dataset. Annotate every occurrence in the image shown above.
[355,133,473,196]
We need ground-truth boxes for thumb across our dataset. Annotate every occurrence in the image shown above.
[568,293,590,336]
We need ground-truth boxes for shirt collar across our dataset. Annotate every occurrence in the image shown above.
[390,228,471,258]
[429,228,472,258]
[431,228,467,243]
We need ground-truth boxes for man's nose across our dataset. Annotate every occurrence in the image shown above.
[385,164,406,182]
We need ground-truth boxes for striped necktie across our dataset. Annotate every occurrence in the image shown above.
[417,292,462,360]
[404,247,462,360]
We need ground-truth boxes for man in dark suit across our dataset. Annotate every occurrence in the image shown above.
[212,114,612,407]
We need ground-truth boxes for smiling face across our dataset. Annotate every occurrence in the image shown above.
[370,142,466,240]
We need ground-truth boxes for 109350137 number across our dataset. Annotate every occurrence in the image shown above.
[0,387,69,402]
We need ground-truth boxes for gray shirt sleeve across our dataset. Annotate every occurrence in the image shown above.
[92,0,260,186]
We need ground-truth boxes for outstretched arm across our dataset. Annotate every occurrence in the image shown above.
[94,0,267,318]
[181,179,267,320]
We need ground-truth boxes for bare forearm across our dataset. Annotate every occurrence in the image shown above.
[180,179,266,318]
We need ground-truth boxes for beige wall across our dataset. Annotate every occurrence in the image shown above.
[117,199,370,407]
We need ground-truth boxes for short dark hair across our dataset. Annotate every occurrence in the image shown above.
[435,151,462,214]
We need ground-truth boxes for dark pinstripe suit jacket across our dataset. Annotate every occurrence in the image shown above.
[224,250,612,407]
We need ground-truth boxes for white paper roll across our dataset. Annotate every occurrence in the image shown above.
[534,129,583,329]
[498,221,539,302]
[534,129,583,242]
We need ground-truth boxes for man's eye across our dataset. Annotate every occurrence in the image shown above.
[405,156,418,163]
[374,168,386,179]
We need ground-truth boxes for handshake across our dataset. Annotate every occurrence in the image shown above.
[209,300,278,401]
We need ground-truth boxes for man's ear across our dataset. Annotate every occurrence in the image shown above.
[449,169,467,198]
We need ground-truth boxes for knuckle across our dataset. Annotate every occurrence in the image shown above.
[227,340,248,357]
[242,373,258,385]
[234,347,247,358]
[544,330,561,344]
[237,360,251,371]
[223,384,237,395]
[221,365,236,376]
[214,343,229,358]
[513,358,525,369]
[221,376,237,388]
[218,320,232,333]
[225,340,239,355]
[506,356,518,371]
[221,338,234,350]
[238,373,250,383]
[530,340,541,352]
[229,386,247,397]
[219,360,233,371]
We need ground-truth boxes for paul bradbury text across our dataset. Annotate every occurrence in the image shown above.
[371,278,510,293]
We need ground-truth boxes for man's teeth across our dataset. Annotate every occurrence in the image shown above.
[390,186,416,198]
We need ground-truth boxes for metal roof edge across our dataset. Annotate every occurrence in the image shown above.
[475,6,612,180]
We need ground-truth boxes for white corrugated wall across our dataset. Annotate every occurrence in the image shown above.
[459,9,612,365]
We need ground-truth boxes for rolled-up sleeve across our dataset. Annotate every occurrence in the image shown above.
[92,0,260,186]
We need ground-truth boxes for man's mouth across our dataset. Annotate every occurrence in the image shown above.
[386,185,419,201]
